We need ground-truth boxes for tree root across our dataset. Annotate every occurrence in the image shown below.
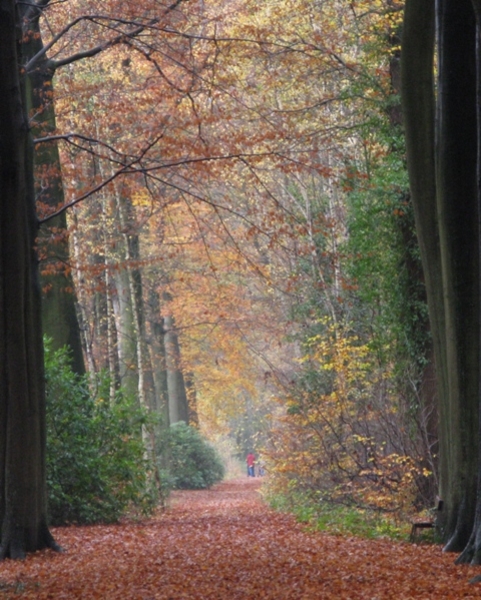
[0,523,63,560]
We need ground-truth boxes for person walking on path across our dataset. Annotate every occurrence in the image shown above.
[246,452,255,477]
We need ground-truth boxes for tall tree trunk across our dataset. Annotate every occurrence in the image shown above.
[401,0,448,517]
[455,0,481,564]
[71,211,97,376]
[147,289,169,427]
[185,372,199,426]
[0,0,59,558]
[164,313,190,424]
[436,0,478,552]
[115,190,158,471]
[103,258,120,402]
[114,268,140,399]
[115,192,156,412]
[23,9,85,374]
[402,0,479,552]
[388,18,438,506]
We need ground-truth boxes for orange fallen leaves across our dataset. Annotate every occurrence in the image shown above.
[0,479,480,599]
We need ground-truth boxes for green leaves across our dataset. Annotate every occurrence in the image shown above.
[158,422,225,490]
[45,339,153,525]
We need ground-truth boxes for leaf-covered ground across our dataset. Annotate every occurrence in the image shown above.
[1,478,481,599]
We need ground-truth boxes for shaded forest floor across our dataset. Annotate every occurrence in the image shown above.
[1,479,481,599]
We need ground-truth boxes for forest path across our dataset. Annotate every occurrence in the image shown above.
[1,478,481,599]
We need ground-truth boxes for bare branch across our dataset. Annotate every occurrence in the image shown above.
[33,133,130,160]
[26,0,188,73]
[25,16,156,73]
[39,133,164,223]
[26,16,89,72]
[50,20,155,70]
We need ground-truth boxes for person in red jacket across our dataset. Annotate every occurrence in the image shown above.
[246,452,255,477]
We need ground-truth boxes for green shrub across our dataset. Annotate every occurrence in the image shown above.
[45,341,153,525]
[160,422,225,490]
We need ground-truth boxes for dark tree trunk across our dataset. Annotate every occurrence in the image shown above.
[23,9,85,375]
[401,0,449,531]
[435,0,479,552]
[402,0,480,557]
[387,16,438,507]
[455,0,481,564]
[0,0,59,558]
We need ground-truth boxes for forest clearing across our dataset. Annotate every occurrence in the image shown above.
[0,478,479,600]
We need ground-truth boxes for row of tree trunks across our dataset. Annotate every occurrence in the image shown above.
[69,179,193,431]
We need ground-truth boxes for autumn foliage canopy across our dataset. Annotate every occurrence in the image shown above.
[26,0,436,546]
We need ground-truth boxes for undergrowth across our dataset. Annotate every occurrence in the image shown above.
[266,490,415,542]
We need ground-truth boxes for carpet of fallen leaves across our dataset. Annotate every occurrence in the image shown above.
[1,478,481,599]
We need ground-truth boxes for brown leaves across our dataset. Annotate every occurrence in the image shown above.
[0,478,479,599]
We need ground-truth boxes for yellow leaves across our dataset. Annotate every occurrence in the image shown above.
[302,323,372,390]
[44,0,409,512]
[131,191,150,207]
[266,319,428,517]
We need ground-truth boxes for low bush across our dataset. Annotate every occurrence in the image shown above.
[45,341,154,525]
[159,422,225,490]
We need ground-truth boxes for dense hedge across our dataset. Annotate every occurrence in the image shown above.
[45,341,153,525]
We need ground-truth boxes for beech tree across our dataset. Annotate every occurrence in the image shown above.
[0,0,442,562]
[0,0,188,559]
[402,0,481,561]
[24,5,85,374]
[0,0,60,558]
[22,0,188,376]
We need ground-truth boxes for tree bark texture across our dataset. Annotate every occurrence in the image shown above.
[23,10,85,375]
[402,0,481,558]
[0,0,59,558]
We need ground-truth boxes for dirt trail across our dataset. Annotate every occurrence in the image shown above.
[0,478,480,599]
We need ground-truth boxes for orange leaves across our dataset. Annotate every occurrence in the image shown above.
[35,0,411,486]
[0,479,479,599]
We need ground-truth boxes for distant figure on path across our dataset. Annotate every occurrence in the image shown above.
[246,452,255,477]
